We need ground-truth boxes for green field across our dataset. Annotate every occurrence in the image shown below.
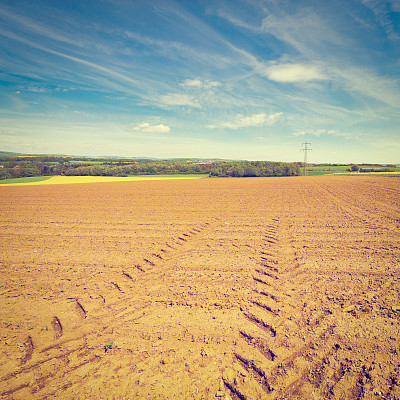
[68,160,106,165]
[306,165,349,176]
[306,165,400,176]
[0,176,51,185]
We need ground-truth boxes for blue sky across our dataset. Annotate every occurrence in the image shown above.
[0,0,399,163]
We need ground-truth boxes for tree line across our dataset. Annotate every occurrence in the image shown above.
[64,160,301,177]
[0,156,301,180]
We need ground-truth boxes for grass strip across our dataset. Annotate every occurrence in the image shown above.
[0,176,52,185]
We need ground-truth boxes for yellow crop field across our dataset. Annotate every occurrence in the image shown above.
[334,171,400,175]
[0,174,207,186]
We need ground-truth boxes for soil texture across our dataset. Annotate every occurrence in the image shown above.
[0,176,399,399]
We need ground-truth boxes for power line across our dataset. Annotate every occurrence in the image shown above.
[300,140,312,176]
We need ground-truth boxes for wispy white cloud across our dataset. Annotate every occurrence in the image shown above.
[361,0,400,41]
[390,0,400,12]
[261,7,349,59]
[331,65,400,107]
[133,122,171,133]
[123,29,233,71]
[0,128,22,136]
[18,86,48,93]
[214,9,261,33]
[207,112,283,129]
[243,3,400,111]
[124,30,202,60]
[0,28,143,90]
[158,93,201,109]
[263,63,327,83]
[180,78,221,89]
[72,110,98,119]
[293,129,341,137]
[0,7,84,47]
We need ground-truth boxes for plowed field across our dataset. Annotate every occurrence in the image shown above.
[0,176,399,399]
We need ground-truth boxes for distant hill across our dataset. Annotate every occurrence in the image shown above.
[0,151,22,156]
[0,150,229,163]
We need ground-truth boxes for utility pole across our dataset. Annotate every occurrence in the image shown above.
[300,140,312,176]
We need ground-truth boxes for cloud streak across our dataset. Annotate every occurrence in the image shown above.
[361,0,400,42]
[133,122,171,133]
[263,63,327,83]
[207,112,283,129]
[180,79,221,89]
[293,129,341,137]
[158,93,201,109]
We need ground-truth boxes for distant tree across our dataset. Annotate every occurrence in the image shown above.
[351,164,360,172]
[243,164,258,177]
[0,170,12,180]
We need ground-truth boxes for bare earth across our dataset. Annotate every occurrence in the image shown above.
[0,176,399,399]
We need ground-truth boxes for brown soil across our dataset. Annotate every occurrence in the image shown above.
[0,176,399,399]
